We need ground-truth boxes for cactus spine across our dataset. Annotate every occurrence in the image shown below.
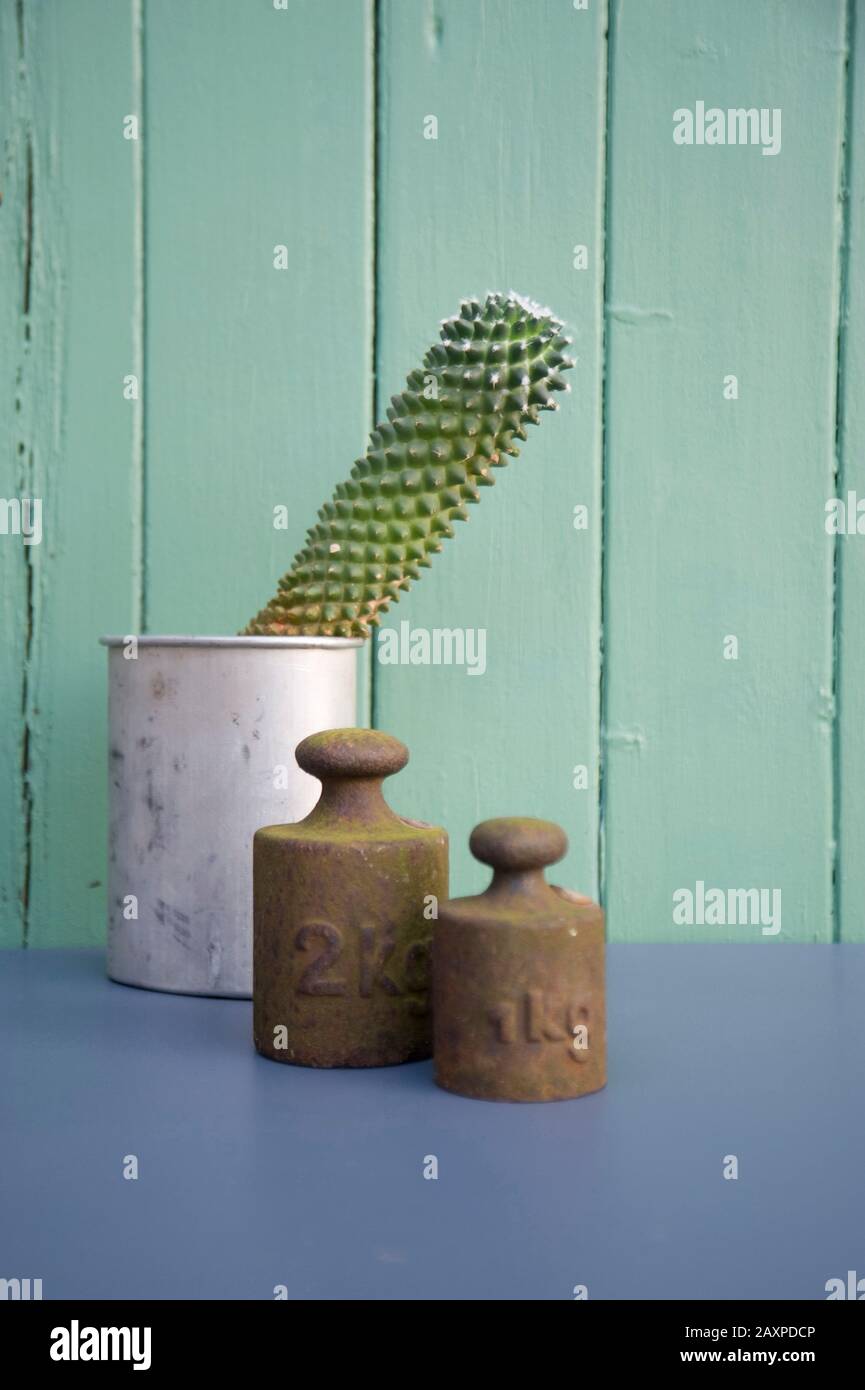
[243,291,575,638]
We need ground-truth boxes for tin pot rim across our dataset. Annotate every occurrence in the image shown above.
[99,634,365,650]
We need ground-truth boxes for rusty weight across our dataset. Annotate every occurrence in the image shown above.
[433,817,606,1102]
[254,727,448,1067]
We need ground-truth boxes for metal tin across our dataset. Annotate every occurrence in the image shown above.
[253,727,448,1067]
[101,635,361,998]
[433,817,606,1102]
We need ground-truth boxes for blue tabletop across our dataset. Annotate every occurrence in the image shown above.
[1,945,862,1301]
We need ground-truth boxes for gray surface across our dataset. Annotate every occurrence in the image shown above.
[1,945,862,1301]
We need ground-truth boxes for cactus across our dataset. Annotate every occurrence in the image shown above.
[243,291,575,637]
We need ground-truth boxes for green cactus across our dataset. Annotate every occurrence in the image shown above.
[243,291,575,637]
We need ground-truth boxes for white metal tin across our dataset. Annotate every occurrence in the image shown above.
[100,636,362,997]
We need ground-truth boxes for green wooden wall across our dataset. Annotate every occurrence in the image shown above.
[0,0,860,946]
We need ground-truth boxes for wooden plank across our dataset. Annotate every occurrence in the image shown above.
[0,2,29,946]
[12,1,141,947]
[144,0,374,724]
[375,0,607,901]
[602,0,845,940]
[837,2,864,940]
